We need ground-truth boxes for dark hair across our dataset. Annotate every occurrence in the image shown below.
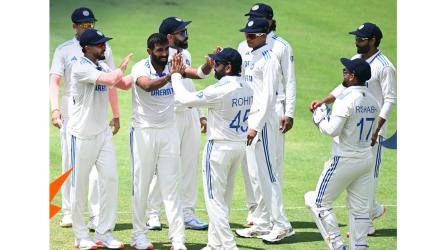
[268,19,277,32]
[147,33,168,50]
[374,38,381,48]
[230,65,242,76]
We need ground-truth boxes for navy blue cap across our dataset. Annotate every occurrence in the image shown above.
[208,48,242,71]
[159,17,192,35]
[349,22,383,39]
[245,3,274,19]
[79,29,112,47]
[239,18,269,33]
[340,58,371,83]
[71,7,97,23]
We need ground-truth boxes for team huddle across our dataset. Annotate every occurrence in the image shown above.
[50,3,396,250]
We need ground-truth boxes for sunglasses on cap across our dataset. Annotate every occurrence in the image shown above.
[78,22,95,29]
[245,33,265,40]
[173,29,188,37]
[355,36,370,42]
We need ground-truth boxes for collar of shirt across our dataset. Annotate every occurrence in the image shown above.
[251,43,268,55]
[82,56,102,70]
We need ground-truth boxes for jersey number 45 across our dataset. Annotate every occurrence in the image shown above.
[230,109,250,133]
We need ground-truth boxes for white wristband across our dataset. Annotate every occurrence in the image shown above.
[197,65,209,79]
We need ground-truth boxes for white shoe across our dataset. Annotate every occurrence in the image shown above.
[131,235,154,250]
[235,227,270,238]
[87,215,99,231]
[94,232,124,249]
[74,237,97,250]
[59,214,72,228]
[146,215,161,230]
[170,241,187,250]
[261,227,295,243]
[372,205,387,221]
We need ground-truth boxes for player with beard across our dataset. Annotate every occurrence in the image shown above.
[49,7,120,229]
[129,33,187,250]
[170,48,253,250]
[309,22,396,236]
[146,17,213,231]
[68,28,132,249]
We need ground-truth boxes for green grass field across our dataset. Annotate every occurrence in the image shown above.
[50,0,397,249]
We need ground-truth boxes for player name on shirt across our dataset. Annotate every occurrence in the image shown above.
[232,96,253,107]
[355,105,377,113]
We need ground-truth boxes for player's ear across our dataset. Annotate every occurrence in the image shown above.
[225,64,233,75]
[167,34,174,43]
[146,48,152,55]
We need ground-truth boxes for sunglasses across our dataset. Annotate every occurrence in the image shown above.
[78,22,95,29]
[245,32,265,40]
[95,42,106,49]
[173,29,188,37]
[355,37,369,42]
[214,60,230,67]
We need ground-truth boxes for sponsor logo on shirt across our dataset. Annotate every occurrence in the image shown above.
[95,85,107,91]
[151,87,174,96]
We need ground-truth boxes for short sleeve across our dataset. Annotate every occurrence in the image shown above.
[73,63,102,85]
[131,60,150,84]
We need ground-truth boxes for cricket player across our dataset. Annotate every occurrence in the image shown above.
[235,18,294,243]
[145,17,211,231]
[170,48,253,250]
[305,58,378,250]
[49,7,119,228]
[309,22,396,235]
[68,28,132,250]
[237,3,296,226]
[130,33,186,250]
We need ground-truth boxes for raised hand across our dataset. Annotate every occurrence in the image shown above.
[119,53,134,72]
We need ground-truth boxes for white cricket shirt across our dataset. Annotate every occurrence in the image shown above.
[241,44,281,132]
[331,51,396,137]
[50,37,115,117]
[68,57,110,138]
[130,57,175,128]
[172,74,253,141]
[329,86,380,158]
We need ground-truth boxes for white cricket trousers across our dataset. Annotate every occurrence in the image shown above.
[68,127,118,239]
[246,112,291,231]
[369,136,385,220]
[240,102,288,223]
[203,140,245,250]
[313,155,373,250]
[130,124,185,244]
[147,109,200,220]
[60,97,100,219]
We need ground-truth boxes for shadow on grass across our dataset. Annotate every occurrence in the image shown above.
[114,223,170,231]
[291,221,347,229]
[121,242,206,250]
[372,228,397,237]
